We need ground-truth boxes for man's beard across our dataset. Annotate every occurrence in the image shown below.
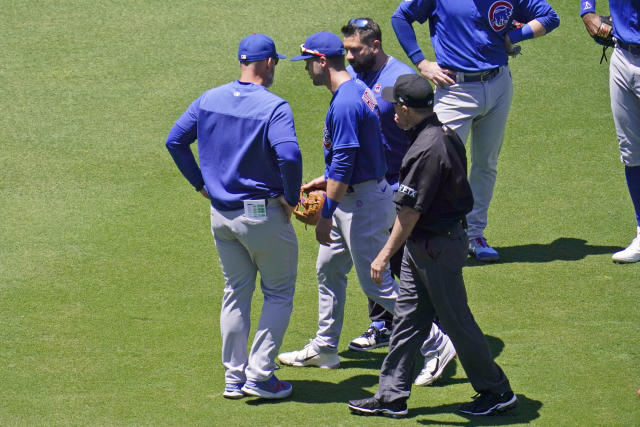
[349,54,377,73]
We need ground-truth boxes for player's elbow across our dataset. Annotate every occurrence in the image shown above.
[541,10,560,34]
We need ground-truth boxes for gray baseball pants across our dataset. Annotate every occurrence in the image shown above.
[312,179,398,352]
[434,66,513,239]
[211,199,297,384]
[376,224,511,403]
[610,46,640,167]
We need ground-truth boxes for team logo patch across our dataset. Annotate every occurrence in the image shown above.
[323,125,332,149]
[488,1,513,32]
[362,87,378,112]
[398,184,417,199]
[374,83,382,93]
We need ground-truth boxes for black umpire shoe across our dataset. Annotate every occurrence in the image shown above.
[348,397,408,418]
[458,390,518,416]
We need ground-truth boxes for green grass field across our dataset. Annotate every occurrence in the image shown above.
[2,0,639,425]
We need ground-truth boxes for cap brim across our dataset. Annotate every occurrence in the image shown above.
[290,53,315,61]
[381,86,396,104]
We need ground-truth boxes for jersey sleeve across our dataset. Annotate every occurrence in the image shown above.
[513,0,560,33]
[267,102,298,146]
[267,102,302,206]
[329,97,360,150]
[394,146,442,213]
[580,0,596,16]
[165,96,205,191]
[392,0,436,65]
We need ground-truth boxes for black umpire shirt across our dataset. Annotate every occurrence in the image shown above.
[394,114,474,238]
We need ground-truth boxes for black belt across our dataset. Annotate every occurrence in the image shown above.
[422,219,465,236]
[456,67,500,83]
[618,41,640,56]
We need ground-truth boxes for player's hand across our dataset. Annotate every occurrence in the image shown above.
[416,59,456,88]
[315,216,334,246]
[279,196,295,223]
[582,12,607,37]
[370,253,389,285]
[301,176,327,192]
[504,34,521,57]
[200,188,211,199]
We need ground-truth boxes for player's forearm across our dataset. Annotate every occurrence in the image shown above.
[325,178,348,202]
[165,124,204,191]
[274,140,303,206]
[378,206,420,262]
[391,13,425,65]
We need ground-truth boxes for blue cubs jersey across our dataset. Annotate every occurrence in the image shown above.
[394,0,559,72]
[347,57,416,186]
[580,0,640,44]
[323,79,387,185]
[166,80,301,211]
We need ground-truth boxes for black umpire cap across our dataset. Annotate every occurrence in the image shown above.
[382,74,434,108]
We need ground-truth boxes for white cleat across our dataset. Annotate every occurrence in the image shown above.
[414,336,456,386]
[612,235,640,263]
[277,341,340,369]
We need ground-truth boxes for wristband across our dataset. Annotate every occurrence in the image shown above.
[321,196,339,219]
[507,23,534,44]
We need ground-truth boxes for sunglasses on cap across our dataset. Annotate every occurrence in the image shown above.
[347,18,371,29]
[300,44,326,58]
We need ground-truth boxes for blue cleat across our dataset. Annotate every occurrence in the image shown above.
[468,237,499,262]
[241,375,292,400]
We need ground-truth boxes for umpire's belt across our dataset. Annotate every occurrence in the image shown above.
[618,41,640,56]
[422,219,465,237]
[455,67,500,83]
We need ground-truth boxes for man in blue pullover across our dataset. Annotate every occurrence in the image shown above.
[581,0,640,263]
[391,0,559,262]
[165,33,302,400]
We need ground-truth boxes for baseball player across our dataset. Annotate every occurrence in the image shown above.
[581,0,640,263]
[277,31,398,369]
[342,17,457,387]
[165,34,302,400]
[392,0,559,262]
[348,74,516,418]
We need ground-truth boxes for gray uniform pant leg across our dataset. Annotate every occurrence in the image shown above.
[376,225,510,403]
[212,202,297,384]
[610,46,640,167]
[314,179,398,351]
[434,67,513,239]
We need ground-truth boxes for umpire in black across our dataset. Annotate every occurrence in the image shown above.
[348,75,517,418]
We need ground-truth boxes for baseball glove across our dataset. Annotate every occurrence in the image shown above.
[593,15,615,63]
[293,189,326,226]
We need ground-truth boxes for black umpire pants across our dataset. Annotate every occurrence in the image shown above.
[375,223,511,404]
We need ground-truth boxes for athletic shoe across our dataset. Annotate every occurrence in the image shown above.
[277,341,340,369]
[612,235,640,263]
[348,325,390,351]
[468,237,499,262]
[223,382,244,399]
[458,391,518,416]
[414,335,457,386]
[348,397,408,418]
[241,375,292,400]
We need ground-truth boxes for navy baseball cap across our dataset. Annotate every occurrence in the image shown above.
[290,31,345,61]
[238,33,286,62]
[382,74,434,108]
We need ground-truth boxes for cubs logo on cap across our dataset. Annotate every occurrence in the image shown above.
[488,1,514,32]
